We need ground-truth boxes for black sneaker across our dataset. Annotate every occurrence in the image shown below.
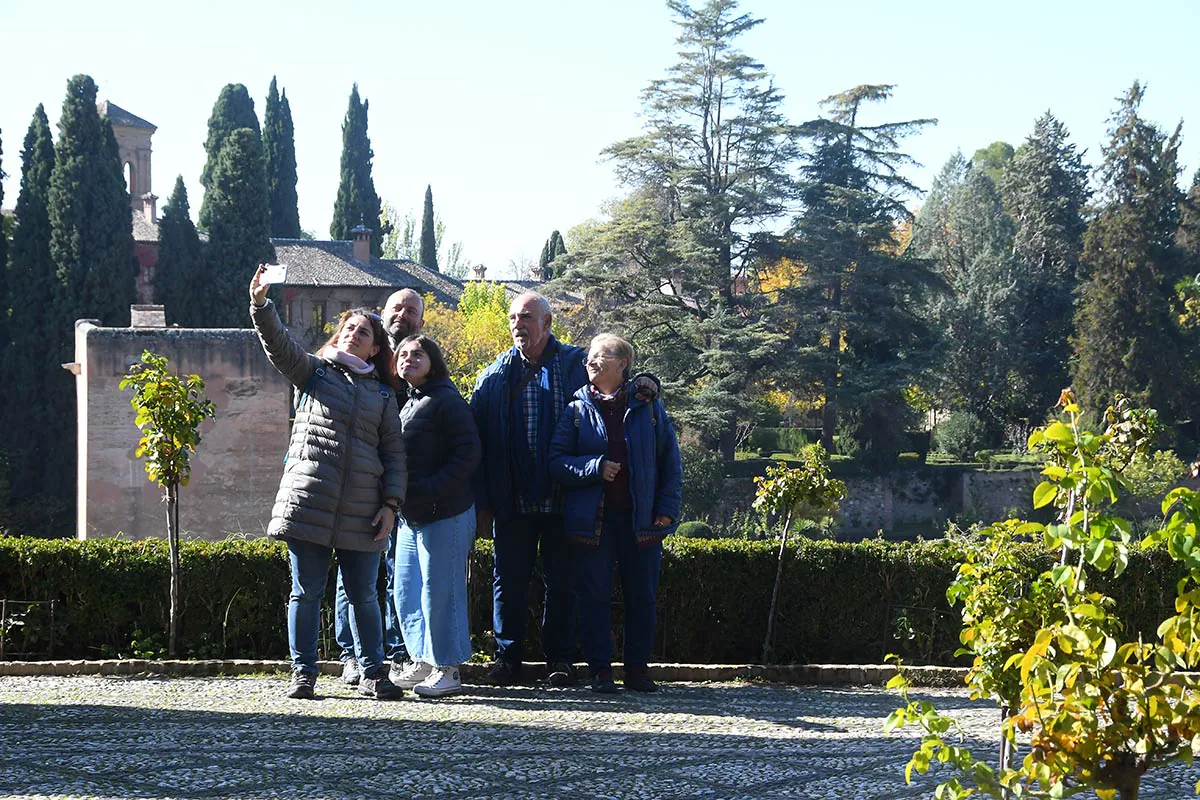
[486,659,523,686]
[624,665,658,693]
[358,672,403,700]
[546,661,577,687]
[341,657,361,686]
[590,667,618,694]
[287,671,317,700]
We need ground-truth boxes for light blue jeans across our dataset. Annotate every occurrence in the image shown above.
[287,538,384,678]
[394,505,475,668]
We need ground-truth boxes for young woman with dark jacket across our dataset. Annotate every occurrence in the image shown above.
[249,265,406,701]
[548,333,682,694]
[390,335,482,697]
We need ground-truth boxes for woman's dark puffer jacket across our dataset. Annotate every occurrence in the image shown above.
[252,300,407,552]
[399,375,482,526]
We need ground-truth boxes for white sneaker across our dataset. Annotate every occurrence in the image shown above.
[414,666,462,698]
[392,660,433,689]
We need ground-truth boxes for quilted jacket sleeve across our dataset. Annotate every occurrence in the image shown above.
[251,300,318,390]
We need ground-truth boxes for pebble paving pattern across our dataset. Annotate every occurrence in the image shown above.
[1,676,1197,799]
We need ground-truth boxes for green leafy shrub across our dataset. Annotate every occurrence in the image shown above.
[0,533,1186,667]
[675,521,716,539]
[679,438,725,523]
[1122,448,1187,498]
[933,411,989,460]
[748,427,820,455]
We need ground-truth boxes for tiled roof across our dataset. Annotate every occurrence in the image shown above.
[271,239,463,305]
[98,101,156,131]
[131,210,158,242]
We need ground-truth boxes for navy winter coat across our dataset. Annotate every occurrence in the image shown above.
[548,383,682,542]
[470,336,589,522]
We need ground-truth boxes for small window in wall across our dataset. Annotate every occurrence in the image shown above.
[280,300,290,325]
[124,161,135,195]
[312,302,326,332]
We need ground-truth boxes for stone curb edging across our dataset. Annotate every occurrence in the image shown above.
[0,659,968,687]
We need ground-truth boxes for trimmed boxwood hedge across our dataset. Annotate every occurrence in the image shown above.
[0,535,1185,665]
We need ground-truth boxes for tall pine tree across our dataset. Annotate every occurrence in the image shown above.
[203,128,274,327]
[1072,83,1187,418]
[46,75,138,502]
[560,0,796,457]
[153,176,205,326]
[198,84,260,230]
[419,184,438,270]
[785,85,937,465]
[263,77,301,238]
[913,153,1026,443]
[5,107,56,501]
[49,75,138,330]
[330,84,382,256]
[999,111,1090,414]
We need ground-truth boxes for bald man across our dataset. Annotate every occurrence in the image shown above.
[336,287,425,687]
[383,288,425,349]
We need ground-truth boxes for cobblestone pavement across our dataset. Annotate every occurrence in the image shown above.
[1,676,1196,799]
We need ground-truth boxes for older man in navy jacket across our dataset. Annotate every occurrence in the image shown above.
[472,291,589,685]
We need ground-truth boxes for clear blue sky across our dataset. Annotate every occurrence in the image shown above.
[3,0,1197,277]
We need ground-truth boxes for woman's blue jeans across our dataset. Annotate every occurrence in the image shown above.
[287,538,384,677]
[394,506,475,668]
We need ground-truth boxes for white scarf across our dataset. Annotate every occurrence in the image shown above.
[321,347,376,376]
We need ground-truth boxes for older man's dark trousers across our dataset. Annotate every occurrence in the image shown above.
[492,513,576,664]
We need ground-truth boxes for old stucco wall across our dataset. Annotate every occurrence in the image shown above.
[74,322,292,541]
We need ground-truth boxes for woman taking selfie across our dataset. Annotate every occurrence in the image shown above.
[250,265,407,701]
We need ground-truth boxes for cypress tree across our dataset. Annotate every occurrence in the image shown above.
[49,75,138,330]
[330,84,382,257]
[45,75,138,502]
[1072,83,1187,418]
[198,84,260,230]
[419,184,438,270]
[5,106,56,499]
[203,128,274,327]
[153,176,205,326]
[0,129,7,359]
[263,77,301,238]
[537,230,568,280]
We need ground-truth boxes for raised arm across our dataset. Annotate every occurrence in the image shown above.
[249,264,317,389]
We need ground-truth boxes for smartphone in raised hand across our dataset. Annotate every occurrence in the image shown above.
[260,263,289,285]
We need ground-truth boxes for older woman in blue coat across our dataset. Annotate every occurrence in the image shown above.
[549,333,682,693]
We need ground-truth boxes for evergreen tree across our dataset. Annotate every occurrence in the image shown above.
[913,153,1028,442]
[419,184,438,270]
[45,75,138,501]
[198,84,260,230]
[203,128,274,327]
[263,77,301,238]
[785,85,937,465]
[153,176,205,325]
[0,129,7,360]
[1178,170,1200,264]
[999,111,1090,414]
[537,230,568,280]
[49,75,138,330]
[971,141,1014,185]
[5,107,56,500]
[1072,83,1187,418]
[559,0,797,457]
[330,84,382,256]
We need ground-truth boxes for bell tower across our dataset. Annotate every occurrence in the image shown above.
[98,100,157,216]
